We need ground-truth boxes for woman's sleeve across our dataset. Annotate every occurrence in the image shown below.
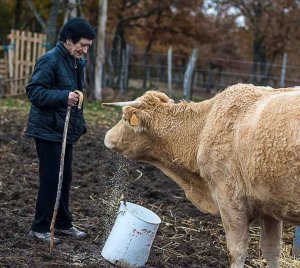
[26,56,69,109]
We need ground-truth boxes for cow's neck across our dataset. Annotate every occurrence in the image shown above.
[143,99,218,214]
[147,99,213,172]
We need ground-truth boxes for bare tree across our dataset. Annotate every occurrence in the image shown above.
[109,0,173,88]
[94,0,108,101]
[14,0,23,30]
[212,0,298,85]
[27,0,60,49]
[63,0,80,23]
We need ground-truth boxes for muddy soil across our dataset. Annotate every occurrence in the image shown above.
[0,106,296,267]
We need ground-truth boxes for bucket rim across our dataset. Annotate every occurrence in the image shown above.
[120,201,161,225]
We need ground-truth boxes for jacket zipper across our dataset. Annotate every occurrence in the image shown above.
[71,60,78,143]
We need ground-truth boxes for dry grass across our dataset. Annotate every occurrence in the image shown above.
[150,205,300,267]
[1,97,300,267]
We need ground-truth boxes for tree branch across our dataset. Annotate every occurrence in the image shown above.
[121,5,169,24]
[124,0,141,9]
[26,0,47,31]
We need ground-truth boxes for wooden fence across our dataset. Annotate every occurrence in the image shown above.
[0,30,46,96]
[0,47,8,96]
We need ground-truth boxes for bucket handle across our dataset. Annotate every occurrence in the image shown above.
[118,200,127,215]
[118,209,125,216]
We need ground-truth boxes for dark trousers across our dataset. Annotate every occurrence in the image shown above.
[31,138,73,232]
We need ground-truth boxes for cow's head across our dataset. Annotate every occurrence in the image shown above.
[103,91,174,160]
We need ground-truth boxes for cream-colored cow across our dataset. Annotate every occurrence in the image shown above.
[104,83,300,268]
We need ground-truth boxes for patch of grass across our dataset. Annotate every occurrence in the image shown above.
[84,101,106,112]
[0,97,122,127]
[0,97,30,110]
[83,100,121,126]
[0,96,120,112]
[84,104,121,126]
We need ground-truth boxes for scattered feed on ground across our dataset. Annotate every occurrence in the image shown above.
[0,99,299,267]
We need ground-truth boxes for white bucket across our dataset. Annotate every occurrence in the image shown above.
[101,201,161,267]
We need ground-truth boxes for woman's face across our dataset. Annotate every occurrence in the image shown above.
[65,38,93,59]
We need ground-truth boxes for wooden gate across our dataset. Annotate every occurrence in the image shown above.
[0,30,46,96]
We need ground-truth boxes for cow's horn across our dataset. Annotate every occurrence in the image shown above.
[102,100,142,107]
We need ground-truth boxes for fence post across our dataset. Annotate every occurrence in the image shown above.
[119,44,130,96]
[167,47,172,98]
[125,45,131,90]
[293,226,300,257]
[280,53,288,87]
[183,48,199,101]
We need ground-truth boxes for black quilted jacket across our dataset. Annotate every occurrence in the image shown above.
[26,42,87,144]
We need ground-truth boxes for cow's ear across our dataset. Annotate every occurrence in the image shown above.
[129,112,139,126]
[123,106,141,127]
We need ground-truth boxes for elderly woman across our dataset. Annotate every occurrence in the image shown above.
[26,18,95,244]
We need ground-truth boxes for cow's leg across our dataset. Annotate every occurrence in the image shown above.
[218,202,249,268]
[260,214,282,268]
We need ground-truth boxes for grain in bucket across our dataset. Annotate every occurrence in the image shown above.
[101,201,161,267]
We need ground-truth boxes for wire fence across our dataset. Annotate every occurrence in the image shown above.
[126,50,300,97]
[1,31,300,99]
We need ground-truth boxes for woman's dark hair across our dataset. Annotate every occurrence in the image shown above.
[59,17,96,44]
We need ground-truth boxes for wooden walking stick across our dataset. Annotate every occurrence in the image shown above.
[50,90,83,253]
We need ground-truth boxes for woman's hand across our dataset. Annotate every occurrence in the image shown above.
[68,92,79,107]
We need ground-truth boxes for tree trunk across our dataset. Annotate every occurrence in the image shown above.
[14,0,22,30]
[26,0,60,50]
[142,51,150,89]
[110,21,126,88]
[46,0,60,49]
[167,47,172,98]
[119,44,130,96]
[249,2,269,85]
[63,0,79,24]
[94,0,107,101]
[183,48,199,101]
[251,33,268,85]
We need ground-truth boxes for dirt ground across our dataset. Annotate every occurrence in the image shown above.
[0,102,299,268]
